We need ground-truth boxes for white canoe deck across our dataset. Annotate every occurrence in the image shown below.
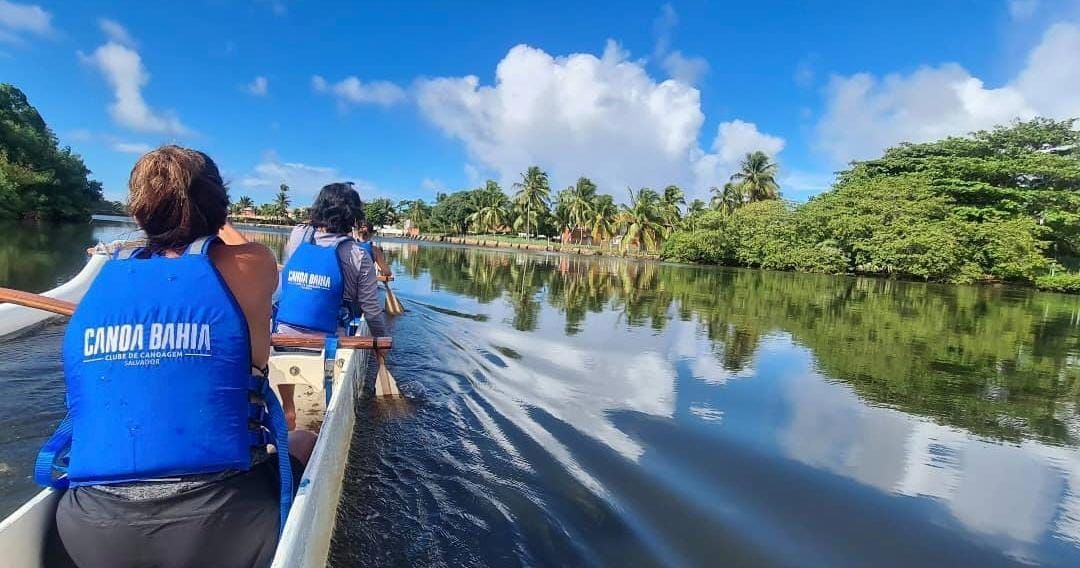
[0,253,368,568]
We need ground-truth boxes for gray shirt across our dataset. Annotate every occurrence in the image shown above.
[279,224,387,338]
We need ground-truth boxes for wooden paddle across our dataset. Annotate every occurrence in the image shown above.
[383,279,405,316]
[0,287,393,351]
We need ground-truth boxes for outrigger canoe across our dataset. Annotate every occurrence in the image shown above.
[0,249,374,568]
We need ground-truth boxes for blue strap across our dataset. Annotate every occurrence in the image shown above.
[34,414,73,489]
[114,246,142,261]
[185,236,217,256]
[323,336,339,407]
[259,379,293,535]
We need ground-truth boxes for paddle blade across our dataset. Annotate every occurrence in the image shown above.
[384,284,405,315]
[375,356,401,398]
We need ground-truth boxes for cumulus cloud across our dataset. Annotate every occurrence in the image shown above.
[815,22,1080,164]
[416,41,781,200]
[98,18,134,46]
[312,74,407,108]
[246,75,269,96]
[111,141,152,154]
[712,119,786,164]
[0,0,53,43]
[80,25,190,135]
[239,153,376,199]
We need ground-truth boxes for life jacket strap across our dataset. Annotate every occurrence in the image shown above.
[254,376,293,536]
[323,335,339,407]
[34,413,73,489]
[114,247,143,261]
[185,236,217,256]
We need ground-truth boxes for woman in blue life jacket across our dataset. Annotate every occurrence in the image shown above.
[275,183,388,341]
[46,146,314,568]
[355,220,393,279]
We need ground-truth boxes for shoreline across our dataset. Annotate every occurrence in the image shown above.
[400,234,1079,296]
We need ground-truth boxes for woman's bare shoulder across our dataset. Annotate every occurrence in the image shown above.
[211,242,278,282]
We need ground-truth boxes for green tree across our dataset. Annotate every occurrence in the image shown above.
[237,195,254,210]
[562,177,597,242]
[730,151,780,202]
[429,190,477,235]
[513,166,551,239]
[365,197,398,227]
[660,184,685,232]
[617,187,665,252]
[0,84,104,220]
[684,198,707,230]
[273,183,291,218]
[403,199,431,229]
[588,193,618,244]
[710,182,744,214]
[467,188,510,235]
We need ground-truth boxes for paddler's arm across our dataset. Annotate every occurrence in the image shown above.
[372,245,393,279]
[351,246,388,338]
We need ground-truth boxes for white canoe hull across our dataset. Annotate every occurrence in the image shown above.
[0,254,369,568]
[0,253,108,339]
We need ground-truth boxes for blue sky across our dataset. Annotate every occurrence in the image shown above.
[1,0,1078,204]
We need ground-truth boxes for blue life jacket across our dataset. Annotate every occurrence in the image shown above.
[35,236,292,529]
[276,227,351,333]
[357,239,375,262]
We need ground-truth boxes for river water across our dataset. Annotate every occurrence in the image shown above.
[1,218,1079,567]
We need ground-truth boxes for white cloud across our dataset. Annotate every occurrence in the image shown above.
[80,35,190,135]
[0,0,53,43]
[652,3,708,85]
[311,74,406,108]
[239,153,376,199]
[98,18,134,47]
[711,119,786,164]
[815,22,1080,164]
[246,75,269,96]
[111,141,152,154]
[662,51,709,86]
[1009,0,1040,20]
[416,41,781,200]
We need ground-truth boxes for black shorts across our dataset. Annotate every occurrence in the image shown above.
[47,457,303,568]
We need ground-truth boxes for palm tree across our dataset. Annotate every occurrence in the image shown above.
[684,198,707,230]
[565,177,597,243]
[660,184,685,234]
[512,166,551,239]
[467,189,509,235]
[710,182,744,214]
[405,199,430,228]
[730,151,780,202]
[616,187,665,252]
[273,183,291,219]
[237,195,255,210]
[587,194,618,245]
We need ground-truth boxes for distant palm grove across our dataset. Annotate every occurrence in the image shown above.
[3,82,1078,292]
[372,118,1080,293]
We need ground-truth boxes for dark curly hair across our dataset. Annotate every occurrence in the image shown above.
[309,182,365,234]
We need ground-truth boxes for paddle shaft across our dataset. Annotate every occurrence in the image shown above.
[0,287,392,350]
